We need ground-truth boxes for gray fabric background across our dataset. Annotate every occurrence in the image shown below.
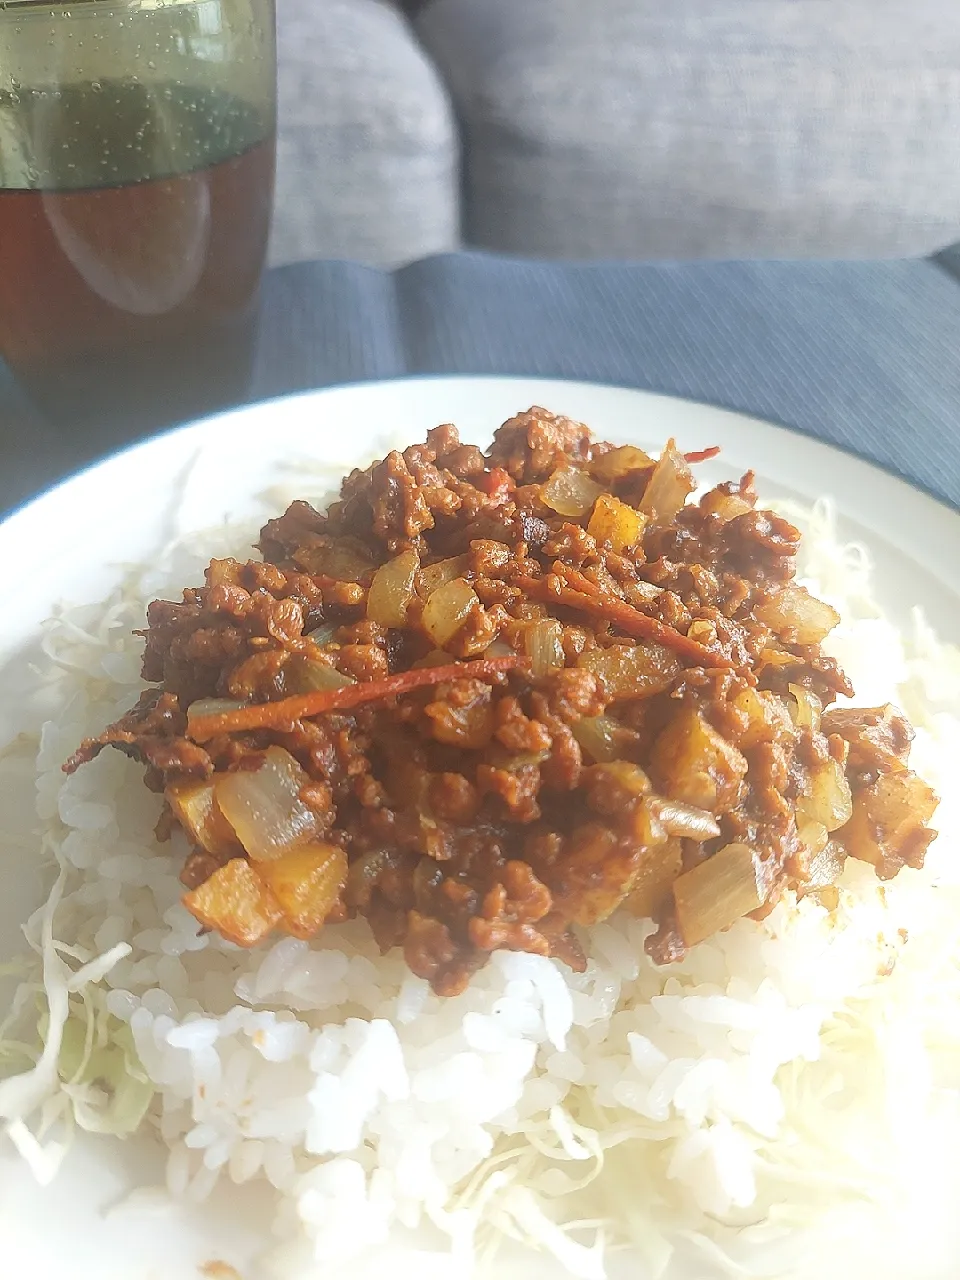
[271,0,960,268]
[272,0,459,267]
[3,252,959,515]
[417,0,960,260]
[251,252,960,511]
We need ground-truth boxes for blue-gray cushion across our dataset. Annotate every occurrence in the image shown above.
[417,0,960,259]
[273,0,459,267]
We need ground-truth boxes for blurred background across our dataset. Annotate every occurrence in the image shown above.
[272,0,960,268]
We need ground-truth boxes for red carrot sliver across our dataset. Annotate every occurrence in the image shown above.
[683,445,721,464]
[516,574,731,669]
[188,655,525,742]
[553,563,606,597]
[477,466,515,501]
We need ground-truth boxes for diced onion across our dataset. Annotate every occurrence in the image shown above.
[799,757,854,832]
[572,715,636,763]
[525,618,565,678]
[758,585,840,644]
[540,467,603,517]
[165,780,238,856]
[651,708,747,811]
[594,760,651,796]
[283,656,356,695]
[367,550,419,628]
[426,696,494,749]
[798,838,846,895]
[419,556,469,598]
[639,440,695,522]
[258,842,347,939]
[798,820,829,857]
[655,800,721,842]
[586,494,646,554]
[842,771,938,873]
[758,648,797,668]
[732,687,792,749]
[788,683,823,732]
[589,445,654,483]
[215,746,320,862]
[421,577,479,648]
[484,639,515,658]
[700,489,754,523]
[673,843,765,948]
[624,838,683,921]
[182,858,283,947]
[577,643,680,700]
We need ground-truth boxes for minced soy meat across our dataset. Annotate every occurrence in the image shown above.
[65,408,938,995]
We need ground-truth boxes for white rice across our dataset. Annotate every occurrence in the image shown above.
[2,493,960,1280]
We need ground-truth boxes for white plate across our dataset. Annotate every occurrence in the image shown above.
[0,375,957,1280]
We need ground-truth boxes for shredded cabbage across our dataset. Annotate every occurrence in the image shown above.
[0,844,152,1181]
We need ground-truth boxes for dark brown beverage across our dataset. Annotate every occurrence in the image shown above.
[0,80,275,429]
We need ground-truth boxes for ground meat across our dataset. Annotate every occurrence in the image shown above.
[64,411,939,994]
[487,406,593,484]
[821,703,914,776]
[66,690,213,779]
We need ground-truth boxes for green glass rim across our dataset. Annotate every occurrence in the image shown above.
[0,0,201,9]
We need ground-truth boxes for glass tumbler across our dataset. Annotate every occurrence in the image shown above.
[0,0,276,429]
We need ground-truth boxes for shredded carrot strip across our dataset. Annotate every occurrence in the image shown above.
[516,573,731,669]
[683,445,721,464]
[553,563,608,597]
[187,655,525,742]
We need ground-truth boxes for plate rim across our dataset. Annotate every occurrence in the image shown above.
[3,374,957,536]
